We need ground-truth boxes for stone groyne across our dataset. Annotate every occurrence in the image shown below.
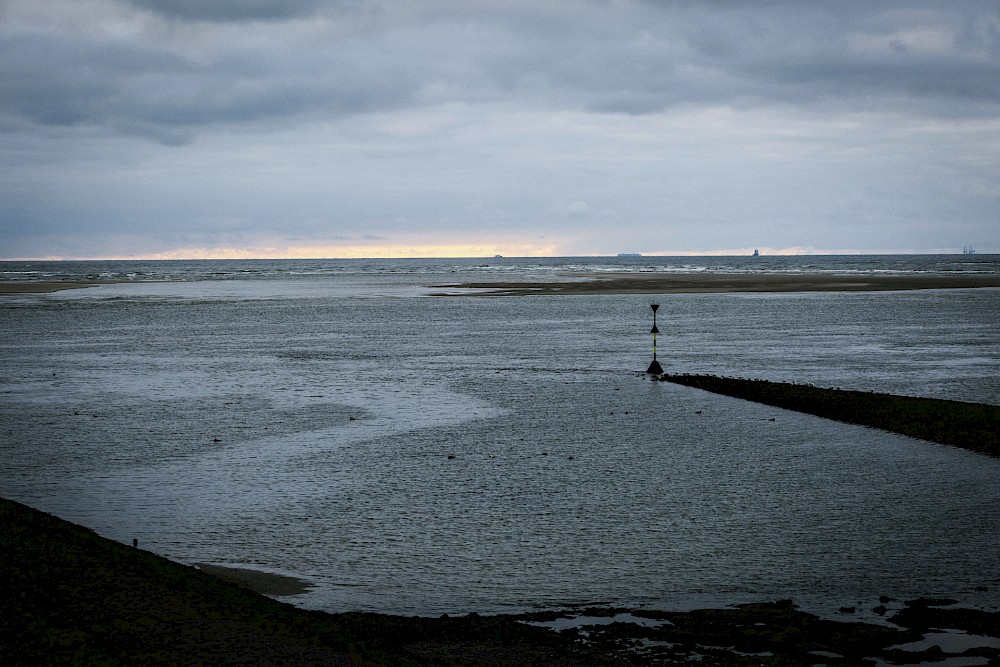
[663,374,999,457]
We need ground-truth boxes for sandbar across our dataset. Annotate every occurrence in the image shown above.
[440,272,1000,295]
[0,281,105,294]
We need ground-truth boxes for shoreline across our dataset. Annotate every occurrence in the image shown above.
[4,497,999,665]
[437,272,1000,295]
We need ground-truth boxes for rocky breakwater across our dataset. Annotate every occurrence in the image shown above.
[661,374,999,457]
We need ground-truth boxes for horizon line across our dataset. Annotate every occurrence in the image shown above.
[2,249,993,262]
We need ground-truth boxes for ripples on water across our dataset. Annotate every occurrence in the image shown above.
[1,258,999,617]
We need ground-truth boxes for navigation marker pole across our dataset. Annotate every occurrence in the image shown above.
[646,304,664,375]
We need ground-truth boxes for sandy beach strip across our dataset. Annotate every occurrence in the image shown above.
[0,281,108,294]
[195,563,313,596]
[440,272,1000,295]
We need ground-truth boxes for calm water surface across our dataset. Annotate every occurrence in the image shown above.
[1,257,999,617]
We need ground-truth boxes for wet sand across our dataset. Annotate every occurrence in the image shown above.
[440,272,1000,295]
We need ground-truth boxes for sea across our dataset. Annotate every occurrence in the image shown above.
[2,255,999,619]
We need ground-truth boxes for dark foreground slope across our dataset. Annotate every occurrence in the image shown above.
[3,499,1000,665]
[664,374,1000,457]
[0,498,600,666]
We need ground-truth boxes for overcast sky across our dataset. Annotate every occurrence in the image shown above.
[2,0,998,259]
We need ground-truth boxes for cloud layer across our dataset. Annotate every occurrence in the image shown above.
[2,0,998,258]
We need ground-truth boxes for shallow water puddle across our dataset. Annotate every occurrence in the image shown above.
[522,612,671,631]
[869,630,1000,667]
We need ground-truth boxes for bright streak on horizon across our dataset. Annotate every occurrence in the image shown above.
[5,241,562,261]
[0,239,974,262]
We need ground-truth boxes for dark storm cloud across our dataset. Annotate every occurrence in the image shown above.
[471,1,999,118]
[2,32,188,127]
[0,21,417,143]
[692,5,1000,111]
[2,0,998,144]
[127,0,325,22]
[567,2,1000,115]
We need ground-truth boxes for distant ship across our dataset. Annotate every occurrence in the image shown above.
[963,246,976,254]
[752,248,759,257]
[617,253,641,257]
